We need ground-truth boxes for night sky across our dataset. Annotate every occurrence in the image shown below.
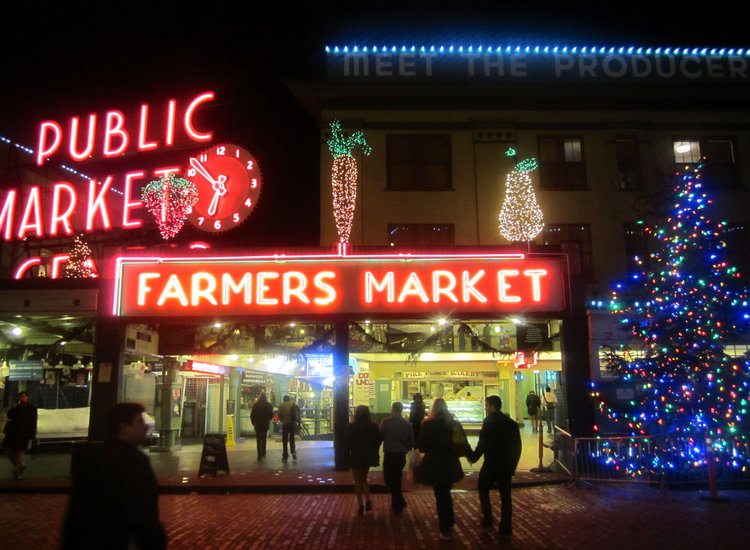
[2,5,746,247]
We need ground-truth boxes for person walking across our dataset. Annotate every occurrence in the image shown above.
[379,401,414,514]
[277,395,301,462]
[62,402,167,550]
[408,393,425,447]
[469,395,522,540]
[525,390,542,433]
[542,386,558,434]
[417,397,470,541]
[2,391,37,479]
[346,405,381,515]
[250,392,274,461]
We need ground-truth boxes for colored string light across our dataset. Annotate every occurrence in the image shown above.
[63,235,98,278]
[141,175,198,240]
[498,148,544,242]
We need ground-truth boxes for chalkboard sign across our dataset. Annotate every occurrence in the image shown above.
[198,433,230,477]
[516,323,552,352]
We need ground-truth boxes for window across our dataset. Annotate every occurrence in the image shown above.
[723,223,750,274]
[673,137,739,189]
[535,224,594,280]
[623,222,650,272]
[386,135,452,189]
[538,136,587,189]
[615,136,644,190]
[388,224,454,247]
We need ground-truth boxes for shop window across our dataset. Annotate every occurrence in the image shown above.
[615,136,644,191]
[535,224,594,280]
[672,137,740,189]
[538,136,587,189]
[386,135,452,189]
[388,224,455,247]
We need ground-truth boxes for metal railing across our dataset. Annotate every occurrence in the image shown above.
[570,434,750,490]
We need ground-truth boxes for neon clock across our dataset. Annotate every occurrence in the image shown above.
[186,143,261,233]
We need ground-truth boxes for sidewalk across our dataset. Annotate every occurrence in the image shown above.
[0,429,567,493]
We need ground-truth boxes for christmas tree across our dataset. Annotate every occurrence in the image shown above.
[599,163,750,468]
[498,148,544,242]
[64,235,97,278]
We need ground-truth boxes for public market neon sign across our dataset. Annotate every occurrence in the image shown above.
[1,91,215,242]
[113,251,566,316]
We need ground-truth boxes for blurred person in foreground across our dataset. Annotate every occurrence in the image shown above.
[379,401,414,514]
[62,402,167,550]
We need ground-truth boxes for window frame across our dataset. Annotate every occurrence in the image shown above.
[672,136,740,190]
[537,135,588,190]
[615,135,645,191]
[534,223,595,281]
[386,134,453,191]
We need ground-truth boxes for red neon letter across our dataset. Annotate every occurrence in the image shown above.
[0,189,17,241]
[256,272,279,305]
[14,257,42,279]
[191,273,218,306]
[122,171,145,228]
[51,254,70,279]
[183,91,215,142]
[364,271,394,303]
[397,272,430,303]
[138,273,161,305]
[137,104,158,151]
[36,121,63,165]
[103,110,129,157]
[523,269,548,302]
[497,270,521,303]
[50,182,77,236]
[283,272,311,304]
[165,99,177,146]
[432,270,459,303]
[462,270,488,303]
[313,272,337,306]
[157,274,189,306]
[152,166,180,179]
[68,114,97,160]
[222,273,252,304]
[17,186,44,239]
[86,177,113,231]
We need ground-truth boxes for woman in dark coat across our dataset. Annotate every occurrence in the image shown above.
[345,405,381,515]
[417,397,470,541]
[2,391,38,479]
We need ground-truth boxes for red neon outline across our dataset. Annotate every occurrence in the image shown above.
[153,166,180,178]
[14,257,42,279]
[86,177,113,231]
[137,104,158,151]
[103,110,129,157]
[68,114,97,160]
[0,189,17,241]
[50,182,77,237]
[17,186,43,239]
[51,254,70,279]
[183,92,215,142]
[165,99,177,146]
[189,242,211,249]
[36,121,63,165]
[122,171,145,228]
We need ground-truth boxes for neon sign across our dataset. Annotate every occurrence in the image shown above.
[187,360,228,376]
[113,251,566,317]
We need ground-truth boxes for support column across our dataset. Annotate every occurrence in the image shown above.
[88,317,125,440]
[333,320,350,471]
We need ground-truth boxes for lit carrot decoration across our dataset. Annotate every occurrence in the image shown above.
[327,120,372,244]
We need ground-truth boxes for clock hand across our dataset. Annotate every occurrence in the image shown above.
[190,158,220,186]
[207,175,228,216]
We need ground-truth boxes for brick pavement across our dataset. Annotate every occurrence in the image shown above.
[1,485,747,549]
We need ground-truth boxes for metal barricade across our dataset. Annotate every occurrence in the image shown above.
[572,434,750,492]
[552,426,576,479]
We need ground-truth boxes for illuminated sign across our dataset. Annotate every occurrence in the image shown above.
[113,251,566,317]
[514,351,539,369]
[187,360,228,376]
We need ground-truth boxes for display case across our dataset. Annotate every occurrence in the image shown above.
[426,398,484,423]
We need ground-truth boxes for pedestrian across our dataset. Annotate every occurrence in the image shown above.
[468,395,522,540]
[417,397,470,541]
[277,395,301,462]
[542,386,558,434]
[346,405,381,515]
[408,393,425,447]
[250,392,274,461]
[525,390,542,433]
[62,402,167,550]
[379,401,414,514]
[2,391,37,479]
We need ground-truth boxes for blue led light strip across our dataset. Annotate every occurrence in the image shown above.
[0,133,124,196]
[325,45,747,57]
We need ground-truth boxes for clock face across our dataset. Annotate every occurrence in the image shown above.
[185,144,261,233]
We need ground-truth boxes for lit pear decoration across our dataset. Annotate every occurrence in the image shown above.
[327,120,372,244]
[498,148,544,242]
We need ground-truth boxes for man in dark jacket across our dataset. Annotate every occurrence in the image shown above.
[62,403,167,550]
[250,392,274,461]
[468,395,522,539]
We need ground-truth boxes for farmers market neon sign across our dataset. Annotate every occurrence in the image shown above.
[113,251,566,316]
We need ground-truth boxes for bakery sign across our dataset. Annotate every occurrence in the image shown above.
[4,91,263,276]
[112,251,567,317]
